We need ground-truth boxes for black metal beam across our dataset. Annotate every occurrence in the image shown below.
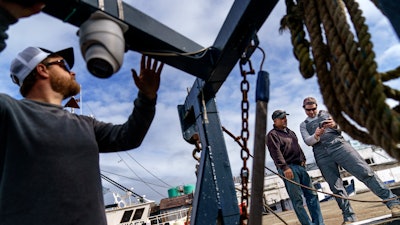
[42,0,215,79]
[207,0,278,95]
[42,0,278,92]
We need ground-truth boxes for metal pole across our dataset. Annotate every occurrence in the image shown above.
[249,71,269,225]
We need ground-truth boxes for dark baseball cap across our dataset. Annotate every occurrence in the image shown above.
[272,110,289,120]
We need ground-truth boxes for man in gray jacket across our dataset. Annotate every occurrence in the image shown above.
[299,97,400,224]
[0,46,163,225]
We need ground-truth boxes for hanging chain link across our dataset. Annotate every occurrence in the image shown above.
[189,133,202,177]
[239,57,255,224]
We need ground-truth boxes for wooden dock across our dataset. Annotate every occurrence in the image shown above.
[262,191,400,224]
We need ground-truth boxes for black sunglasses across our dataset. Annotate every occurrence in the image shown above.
[44,59,71,73]
[305,108,317,111]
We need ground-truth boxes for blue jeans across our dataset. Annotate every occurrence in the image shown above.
[279,164,325,225]
[314,137,400,222]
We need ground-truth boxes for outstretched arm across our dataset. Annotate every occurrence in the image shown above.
[131,55,164,100]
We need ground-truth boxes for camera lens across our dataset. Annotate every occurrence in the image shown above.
[87,58,113,78]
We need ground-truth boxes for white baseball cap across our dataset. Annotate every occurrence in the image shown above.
[10,47,74,86]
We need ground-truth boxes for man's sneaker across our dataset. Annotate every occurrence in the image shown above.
[391,205,400,217]
[341,221,353,225]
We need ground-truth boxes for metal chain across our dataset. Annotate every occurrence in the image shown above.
[189,134,202,177]
[239,58,254,224]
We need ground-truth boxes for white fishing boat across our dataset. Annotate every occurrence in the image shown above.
[104,184,194,225]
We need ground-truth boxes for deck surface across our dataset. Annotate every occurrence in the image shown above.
[262,191,400,225]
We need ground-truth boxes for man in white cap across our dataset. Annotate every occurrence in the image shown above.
[0,46,163,225]
[300,96,400,224]
[267,110,325,225]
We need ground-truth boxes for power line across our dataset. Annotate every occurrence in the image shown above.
[116,152,166,198]
[100,173,143,199]
[124,151,173,187]
[101,169,169,188]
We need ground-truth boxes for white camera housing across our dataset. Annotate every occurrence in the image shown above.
[79,11,128,78]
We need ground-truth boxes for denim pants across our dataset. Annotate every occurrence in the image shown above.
[314,137,400,222]
[279,164,325,225]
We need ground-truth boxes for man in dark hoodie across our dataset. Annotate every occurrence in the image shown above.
[267,109,325,225]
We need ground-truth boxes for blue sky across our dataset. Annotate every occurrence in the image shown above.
[1,0,399,203]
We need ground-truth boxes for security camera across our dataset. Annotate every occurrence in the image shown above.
[79,11,128,78]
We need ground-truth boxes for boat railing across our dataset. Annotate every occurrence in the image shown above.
[147,208,190,225]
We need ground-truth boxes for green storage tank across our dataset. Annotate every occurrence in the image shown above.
[183,184,195,194]
[168,187,179,198]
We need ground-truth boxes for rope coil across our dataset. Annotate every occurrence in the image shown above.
[281,0,400,158]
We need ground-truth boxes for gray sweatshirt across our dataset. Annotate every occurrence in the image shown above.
[0,92,156,225]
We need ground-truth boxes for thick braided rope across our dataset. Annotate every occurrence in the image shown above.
[323,0,375,137]
[283,0,375,144]
[381,66,400,107]
[343,0,400,157]
[301,0,349,133]
[281,0,400,158]
[280,0,314,78]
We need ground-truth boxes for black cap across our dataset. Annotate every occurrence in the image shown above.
[272,110,289,120]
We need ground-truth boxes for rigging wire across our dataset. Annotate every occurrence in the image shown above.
[116,152,166,198]
[124,151,173,187]
[101,169,169,188]
[100,173,143,199]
